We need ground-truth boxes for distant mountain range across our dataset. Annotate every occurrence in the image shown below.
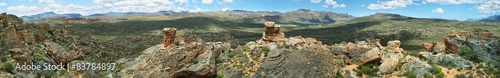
[20,9,355,24]
[20,12,82,20]
[478,15,500,22]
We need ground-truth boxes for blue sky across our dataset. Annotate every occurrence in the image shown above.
[0,0,499,20]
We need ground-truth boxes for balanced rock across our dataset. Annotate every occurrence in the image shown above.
[262,22,285,42]
[163,28,176,47]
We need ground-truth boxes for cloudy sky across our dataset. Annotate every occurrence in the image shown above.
[0,0,499,20]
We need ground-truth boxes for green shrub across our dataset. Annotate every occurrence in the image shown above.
[457,68,462,71]
[436,72,445,78]
[396,61,403,71]
[215,57,223,63]
[100,70,110,78]
[261,47,270,52]
[357,63,379,76]
[33,53,46,62]
[458,46,480,63]
[425,73,433,78]
[41,70,55,78]
[3,62,14,74]
[215,73,224,78]
[1,50,9,56]
[58,69,67,76]
[431,64,442,74]
[192,58,199,64]
[227,50,235,57]
[243,42,255,51]
[336,71,344,78]
[360,66,371,75]
[405,71,417,78]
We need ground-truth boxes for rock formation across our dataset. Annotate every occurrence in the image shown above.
[116,29,227,77]
[163,28,176,47]
[262,22,285,42]
[444,30,469,54]
[386,40,403,53]
[422,42,446,53]
[443,29,500,63]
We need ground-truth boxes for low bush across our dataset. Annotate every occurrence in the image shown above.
[192,58,199,64]
[405,71,417,78]
[458,46,481,63]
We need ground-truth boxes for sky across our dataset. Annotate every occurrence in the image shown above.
[0,0,499,20]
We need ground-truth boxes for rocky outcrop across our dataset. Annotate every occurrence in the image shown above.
[419,52,474,68]
[443,29,500,63]
[332,39,383,65]
[379,52,403,74]
[43,41,84,65]
[117,31,228,77]
[262,22,285,42]
[444,30,469,54]
[422,42,446,53]
[255,36,342,78]
[400,56,432,78]
[162,28,176,47]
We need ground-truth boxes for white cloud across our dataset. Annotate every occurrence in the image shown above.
[0,2,7,6]
[222,0,233,3]
[189,6,209,12]
[8,5,41,12]
[424,0,484,4]
[310,0,321,3]
[202,0,213,4]
[323,0,345,8]
[7,0,192,16]
[38,0,55,3]
[175,0,189,5]
[476,0,500,13]
[432,8,444,13]
[367,0,413,10]
[220,8,230,11]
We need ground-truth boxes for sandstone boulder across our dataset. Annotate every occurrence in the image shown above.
[378,52,403,74]
[163,28,176,47]
[386,40,403,53]
[262,22,285,42]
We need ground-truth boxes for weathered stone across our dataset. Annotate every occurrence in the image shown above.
[423,43,433,52]
[163,28,176,47]
[419,52,474,68]
[401,56,432,78]
[379,52,403,74]
[386,40,402,53]
[443,29,500,63]
[471,29,492,40]
[422,42,446,53]
[444,30,469,54]
[33,34,45,42]
[43,42,84,65]
[346,42,356,52]
[8,48,22,60]
[262,22,285,42]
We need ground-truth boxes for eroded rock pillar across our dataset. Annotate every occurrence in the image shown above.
[163,28,176,47]
[262,22,284,42]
